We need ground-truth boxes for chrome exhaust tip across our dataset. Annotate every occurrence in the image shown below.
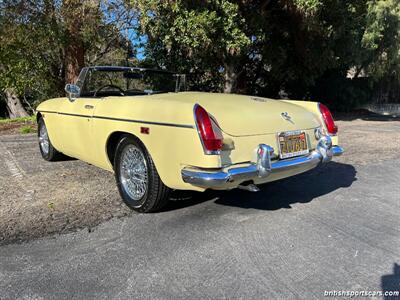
[238,183,260,192]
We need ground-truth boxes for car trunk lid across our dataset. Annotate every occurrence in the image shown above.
[190,93,320,137]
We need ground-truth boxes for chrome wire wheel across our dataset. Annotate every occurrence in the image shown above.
[39,123,50,155]
[119,144,148,201]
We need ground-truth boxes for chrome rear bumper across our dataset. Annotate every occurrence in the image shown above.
[181,136,344,190]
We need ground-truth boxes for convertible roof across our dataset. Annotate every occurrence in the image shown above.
[84,66,175,74]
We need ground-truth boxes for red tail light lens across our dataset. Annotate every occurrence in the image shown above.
[318,103,338,135]
[194,104,223,154]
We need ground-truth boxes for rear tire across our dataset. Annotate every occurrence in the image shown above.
[114,135,171,213]
[38,118,63,161]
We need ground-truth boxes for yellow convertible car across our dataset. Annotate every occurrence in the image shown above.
[36,66,343,212]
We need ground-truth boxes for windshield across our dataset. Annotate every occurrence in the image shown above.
[77,67,185,97]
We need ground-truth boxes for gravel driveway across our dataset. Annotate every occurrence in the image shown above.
[0,118,399,299]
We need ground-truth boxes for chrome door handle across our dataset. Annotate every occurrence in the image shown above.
[84,105,94,109]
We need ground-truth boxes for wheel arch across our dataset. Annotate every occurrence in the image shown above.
[104,126,216,192]
[36,112,43,123]
[106,131,146,168]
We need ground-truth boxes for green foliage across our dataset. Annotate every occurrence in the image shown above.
[0,0,134,115]
[1,0,399,113]
[134,0,400,108]
[135,0,251,90]
[0,115,36,134]
[361,0,400,79]
[20,125,35,134]
[294,0,322,12]
[0,116,35,124]
[312,76,375,112]
[47,202,55,210]
[0,9,59,106]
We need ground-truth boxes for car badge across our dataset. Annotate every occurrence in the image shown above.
[281,112,293,123]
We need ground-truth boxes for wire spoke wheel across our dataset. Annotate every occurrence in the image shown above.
[119,144,148,201]
[114,136,170,212]
[39,123,50,155]
[37,118,62,161]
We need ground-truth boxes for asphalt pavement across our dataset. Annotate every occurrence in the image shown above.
[0,120,399,299]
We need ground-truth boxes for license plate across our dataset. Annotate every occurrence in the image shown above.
[277,130,309,159]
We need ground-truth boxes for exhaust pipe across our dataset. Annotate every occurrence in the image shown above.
[238,183,260,192]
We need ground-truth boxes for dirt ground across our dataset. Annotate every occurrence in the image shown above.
[334,118,400,166]
[0,117,36,135]
[0,116,399,244]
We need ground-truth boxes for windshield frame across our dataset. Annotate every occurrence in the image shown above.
[75,66,186,98]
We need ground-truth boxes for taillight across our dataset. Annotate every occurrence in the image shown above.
[318,103,338,135]
[194,104,223,154]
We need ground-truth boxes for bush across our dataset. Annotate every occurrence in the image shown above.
[20,125,34,134]
[311,76,374,112]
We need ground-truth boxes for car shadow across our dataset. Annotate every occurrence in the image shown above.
[214,161,356,210]
[161,190,218,212]
[163,161,356,212]
[381,263,400,300]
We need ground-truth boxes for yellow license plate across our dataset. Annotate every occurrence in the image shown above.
[277,131,309,159]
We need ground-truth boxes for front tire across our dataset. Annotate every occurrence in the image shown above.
[114,135,171,213]
[38,118,63,161]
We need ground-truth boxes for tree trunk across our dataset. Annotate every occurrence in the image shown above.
[63,0,85,84]
[4,89,29,119]
[223,63,238,93]
[65,42,85,84]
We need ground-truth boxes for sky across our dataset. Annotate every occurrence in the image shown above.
[127,29,147,61]
[102,2,147,61]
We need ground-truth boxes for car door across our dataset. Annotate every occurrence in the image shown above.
[57,97,99,161]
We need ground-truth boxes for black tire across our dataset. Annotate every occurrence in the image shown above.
[114,135,171,213]
[38,118,63,161]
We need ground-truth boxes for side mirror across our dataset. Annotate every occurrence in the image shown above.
[65,84,80,102]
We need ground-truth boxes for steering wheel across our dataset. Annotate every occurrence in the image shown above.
[94,84,125,97]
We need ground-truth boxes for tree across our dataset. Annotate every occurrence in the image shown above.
[361,0,400,80]
[0,0,59,117]
[62,0,87,84]
[1,0,399,116]
[0,0,134,118]
[134,0,251,92]
[61,0,135,83]
[133,0,400,107]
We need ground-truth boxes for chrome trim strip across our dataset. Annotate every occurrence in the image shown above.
[36,110,194,129]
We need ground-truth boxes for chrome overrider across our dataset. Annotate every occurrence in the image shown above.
[181,135,344,189]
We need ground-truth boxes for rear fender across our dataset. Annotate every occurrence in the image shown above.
[282,100,339,145]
